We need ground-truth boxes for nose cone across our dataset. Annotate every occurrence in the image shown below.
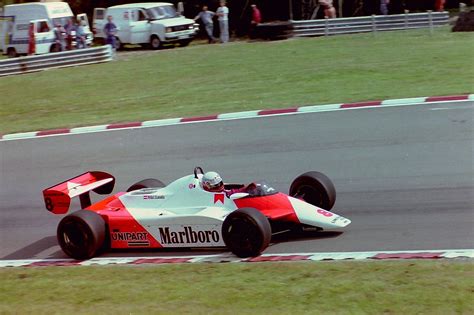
[288,197,351,230]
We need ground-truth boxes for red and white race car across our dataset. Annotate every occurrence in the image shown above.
[43,167,351,259]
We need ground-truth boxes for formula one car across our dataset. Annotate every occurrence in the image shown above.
[43,167,351,259]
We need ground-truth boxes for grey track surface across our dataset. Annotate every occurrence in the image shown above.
[1,101,473,260]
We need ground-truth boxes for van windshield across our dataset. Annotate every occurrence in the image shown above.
[52,16,74,27]
[146,5,178,20]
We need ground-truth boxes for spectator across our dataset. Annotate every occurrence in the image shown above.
[380,0,390,15]
[249,4,261,39]
[194,5,216,44]
[104,15,118,49]
[319,0,336,19]
[216,1,229,43]
[64,18,74,50]
[28,22,35,55]
[54,23,65,51]
[75,19,87,49]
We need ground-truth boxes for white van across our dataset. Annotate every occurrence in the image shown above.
[93,3,196,49]
[0,2,92,57]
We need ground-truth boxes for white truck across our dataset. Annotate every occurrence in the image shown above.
[0,2,92,57]
[93,3,197,50]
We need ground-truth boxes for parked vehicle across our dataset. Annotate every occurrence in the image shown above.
[0,2,92,57]
[93,3,197,50]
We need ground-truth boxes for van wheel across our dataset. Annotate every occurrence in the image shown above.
[178,39,191,47]
[150,35,161,50]
[50,44,61,53]
[115,37,123,50]
[7,48,17,58]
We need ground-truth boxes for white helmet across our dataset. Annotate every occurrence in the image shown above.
[202,171,224,192]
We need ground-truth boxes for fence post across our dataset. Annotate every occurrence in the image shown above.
[459,2,466,12]
[371,15,377,36]
[404,10,409,30]
[324,17,329,36]
[428,10,433,35]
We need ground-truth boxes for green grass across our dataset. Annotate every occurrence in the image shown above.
[0,261,472,314]
[0,27,473,134]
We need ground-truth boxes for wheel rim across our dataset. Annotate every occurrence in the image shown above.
[293,185,324,207]
[225,217,261,255]
[152,38,160,48]
[60,220,91,256]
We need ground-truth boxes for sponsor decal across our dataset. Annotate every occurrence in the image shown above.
[112,231,148,241]
[111,231,150,247]
[159,226,220,244]
[143,195,165,200]
[189,183,196,189]
[214,194,225,204]
[317,209,333,217]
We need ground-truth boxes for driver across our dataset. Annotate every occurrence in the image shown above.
[202,171,225,192]
[202,171,249,197]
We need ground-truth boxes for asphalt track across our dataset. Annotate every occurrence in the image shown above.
[1,100,473,260]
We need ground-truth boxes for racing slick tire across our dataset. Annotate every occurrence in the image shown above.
[289,171,336,210]
[126,178,166,192]
[57,210,106,260]
[222,207,271,258]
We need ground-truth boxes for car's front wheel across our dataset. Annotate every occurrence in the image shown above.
[222,207,271,258]
[57,210,106,260]
[150,35,161,50]
[289,171,336,210]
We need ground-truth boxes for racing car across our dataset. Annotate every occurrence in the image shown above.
[43,167,351,259]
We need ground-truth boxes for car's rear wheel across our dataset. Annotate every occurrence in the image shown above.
[57,210,106,260]
[222,207,271,258]
[127,178,166,192]
[289,171,336,210]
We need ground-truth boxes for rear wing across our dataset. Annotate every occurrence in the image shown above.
[42,171,115,214]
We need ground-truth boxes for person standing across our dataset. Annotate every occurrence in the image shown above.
[249,4,261,39]
[194,5,216,44]
[75,19,87,49]
[319,0,336,18]
[104,15,118,49]
[216,1,229,43]
[64,18,74,50]
[54,23,66,51]
[380,0,390,15]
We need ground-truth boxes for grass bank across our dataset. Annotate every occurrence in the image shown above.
[0,27,473,134]
[1,260,472,314]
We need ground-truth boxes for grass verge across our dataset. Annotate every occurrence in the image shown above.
[0,27,473,134]
[1,260,473,314]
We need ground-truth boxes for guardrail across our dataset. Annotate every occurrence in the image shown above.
[292,11,449,37]
[0,45,113,77]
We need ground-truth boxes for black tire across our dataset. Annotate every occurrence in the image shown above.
[289,171,336,210]
[50,44,61,53]
[222,207,271,258]
[115,37,123,50]
[178,39,191,47]
[7,48,17,58]
[127,178,166,192]
[57,210,106,260]
[150,35,161,50]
